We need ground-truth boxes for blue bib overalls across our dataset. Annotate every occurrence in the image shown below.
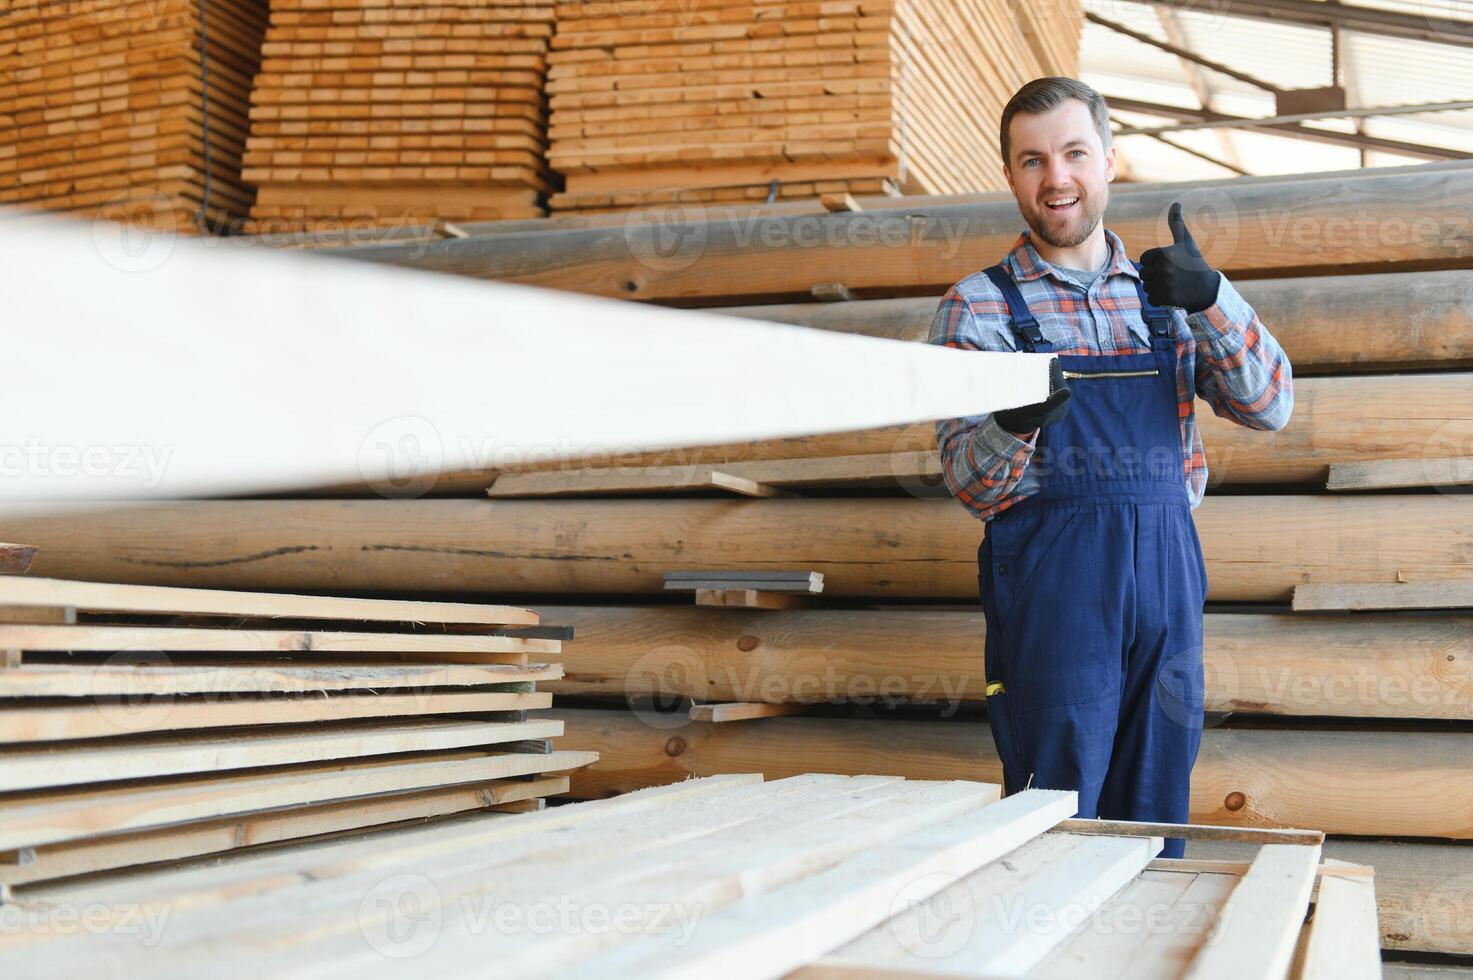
[978,262,1208,858]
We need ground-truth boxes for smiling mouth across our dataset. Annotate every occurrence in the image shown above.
[1044,196,1079,212]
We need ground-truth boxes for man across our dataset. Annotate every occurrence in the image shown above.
[931,77,1294,858]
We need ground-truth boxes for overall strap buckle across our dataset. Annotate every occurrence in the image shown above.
[1129,260,1175,340]
[982,264,1049,352]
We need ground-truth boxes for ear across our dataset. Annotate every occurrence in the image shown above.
[1003,162,1014,195]
[1103,144,1117,183]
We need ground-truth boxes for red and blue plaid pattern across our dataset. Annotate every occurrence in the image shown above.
[931,228,1294,522]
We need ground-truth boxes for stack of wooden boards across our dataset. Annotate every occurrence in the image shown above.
[0,576,592,894]
[0,0,267,233]
[544,0,1084,214]
[242,0,555,233]
[1,774,1378,978]
[9,158,1473,971]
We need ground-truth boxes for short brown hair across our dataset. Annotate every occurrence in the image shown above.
[1000,77,1111,168]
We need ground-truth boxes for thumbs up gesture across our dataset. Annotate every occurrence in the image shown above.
[1138,201,1222,315]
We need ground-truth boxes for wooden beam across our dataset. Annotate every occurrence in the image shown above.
[0,623,553,655]
[5,496,1466,602]
[537,605,1473,720]
[720,270,1473,374]
[1294,581,1473,611]
[0,690,554,743]
[1182,844,1321,979]
[0,777,570,888]
[1057,818,1324,845]
[0,718,566,793]
[0,576,538,626]
[1327,457,1473,491]
[1297,858,1382,980]
[332,162,1473,303]
[0,661,559,698]
[0,750,597,852]
[489,452,938,497]
[546,708,1473,839]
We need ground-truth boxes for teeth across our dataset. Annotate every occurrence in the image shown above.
[1047,197,1078,207]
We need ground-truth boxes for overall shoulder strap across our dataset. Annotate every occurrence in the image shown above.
[981,264,1050,353]
[1129,260,1176,340]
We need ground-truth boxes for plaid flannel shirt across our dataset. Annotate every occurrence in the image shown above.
[931,227,1294,522]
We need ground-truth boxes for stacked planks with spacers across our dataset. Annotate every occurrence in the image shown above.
[544,0,1084,215]
[0,0,268,234]
[0,576,593,896]
[242,0,556,234]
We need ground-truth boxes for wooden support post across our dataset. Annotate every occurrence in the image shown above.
[1294,581,1473,611]
[706,471,797,498]
[1327,456,1473,491]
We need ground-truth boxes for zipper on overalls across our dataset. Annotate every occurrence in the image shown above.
[1062,368,1161,380]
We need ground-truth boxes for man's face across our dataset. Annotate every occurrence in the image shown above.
[1004,100,1116,250]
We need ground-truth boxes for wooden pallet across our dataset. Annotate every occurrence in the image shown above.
[243,0,556,231]
[0,576,592,891]
[544,0,1083,214]
[0,0,268,233]
[0,774,1375,979]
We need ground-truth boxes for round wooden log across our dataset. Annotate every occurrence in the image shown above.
[720,269,1473,374]
[535,606,1473,720]
[546,707,1473,839]
[5,495,1470,600]
[334,162,1473,304]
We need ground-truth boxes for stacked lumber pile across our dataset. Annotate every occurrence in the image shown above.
[0,0,267,233]
[10,159,1473,974]
[242,0,555,234]
[3,775,1378,979]
[544,0,1084,214]
[0,576,592,894]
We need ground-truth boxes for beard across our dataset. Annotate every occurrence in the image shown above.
[1019,189,1108,250]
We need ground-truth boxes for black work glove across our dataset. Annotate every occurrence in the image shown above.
[994,358,1071,437]
[1138,201,1221,315]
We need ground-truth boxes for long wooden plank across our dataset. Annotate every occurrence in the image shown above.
[547,708,1473,839]
[536,605,1473,720]
[5,495,1469,601]
[1183,844,1321,979]
[1327,457,1473,491]
[0,576,537,625]
[0,623,553,655]
[0,214,1050,502]
[0,748,595,852]
[0,660,560,697]
[0,689,553,742]
[0,776,570,889]
[1294,581,1473,611]
[0,623,555,653]
[1296,858,1381,979]
[1194,838,1473,956]
[331,161,1473,303]
[0,718,564,792]
[571,790,1084,980]
[722,269,1473,374]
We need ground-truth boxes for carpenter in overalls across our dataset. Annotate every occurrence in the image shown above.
[932,78,1294,858]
